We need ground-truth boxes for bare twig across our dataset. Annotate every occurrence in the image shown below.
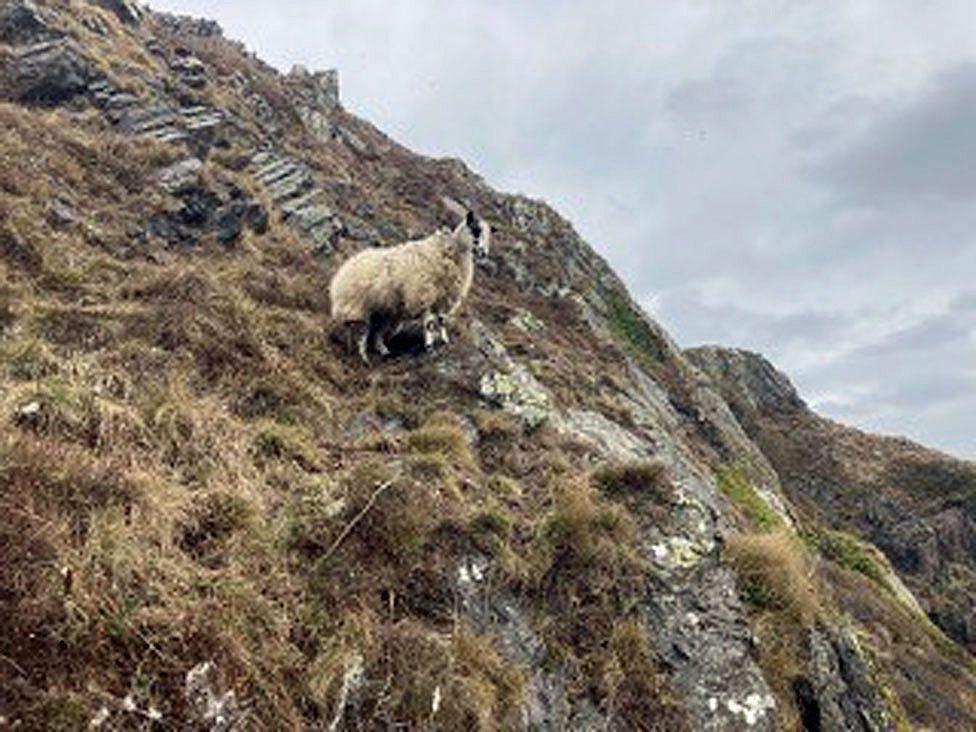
[322,477,397,562]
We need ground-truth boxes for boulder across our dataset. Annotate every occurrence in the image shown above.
[0,0,58,45]
[1,39,94,106]
[91,0,143,26]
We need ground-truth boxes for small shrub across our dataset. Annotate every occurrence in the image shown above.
[536,477,645,597]
[724,532,817,623]
[3,338,58,380]
[717,464,783,531]
[469,507,513,557]
[605,619,689,729]
[356,622,525,730]
[475,410,521,442]
[283,476,342,554]
[405,420,476,470]
[253,422,318,468]
[592,461,669,500]
[178,491,254,565]
[487,473,523,499]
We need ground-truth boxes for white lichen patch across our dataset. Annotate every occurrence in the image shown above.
[725,692,776,726]
[457,556,488,587]
[652,535,716,570]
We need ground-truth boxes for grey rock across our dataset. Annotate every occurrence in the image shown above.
[2,38,94,106]
[0,0,58,44]
[46,200,77,227]
[455,556,575,730]
[290,66,340,141]
[479,368,551,429]
[158,158,203,195]
[686,346,806,415]
[92,0,143,26]
[798,626,893,732]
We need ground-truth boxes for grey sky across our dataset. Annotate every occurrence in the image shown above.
[151,1,976,458]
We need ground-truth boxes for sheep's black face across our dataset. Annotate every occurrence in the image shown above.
[468,214,491,261]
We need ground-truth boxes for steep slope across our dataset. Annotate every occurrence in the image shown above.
[0,2,973,730]
[689,346,976,727]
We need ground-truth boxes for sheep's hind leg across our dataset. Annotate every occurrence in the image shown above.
[437,314,450,345]
[369,314,392,358]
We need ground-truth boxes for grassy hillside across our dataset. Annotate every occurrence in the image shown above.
[1,2,974,730]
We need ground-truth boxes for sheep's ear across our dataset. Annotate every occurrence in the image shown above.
[441,196,468,220]
[465,210,483,238]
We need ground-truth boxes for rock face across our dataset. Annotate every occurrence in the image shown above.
[689,346,976,651]
[0,2,974,730]
[92,0,143,26]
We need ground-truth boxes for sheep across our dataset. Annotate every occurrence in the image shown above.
[329,202,491,362]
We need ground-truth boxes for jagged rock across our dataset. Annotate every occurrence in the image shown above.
[214,200,267,244]
[1,38,94,105]
[92,0,143,25]
[46,200,77,228]
[156,12,222,37]
[797,626,893,732]
[687,346,806,415]
[558,409,648,462]
[0,0,58,44]
[290,66,339,140]
[172,55,207,88]
[455,556,575,730]
[479,368,551,429]
[510,309,546,333]
[158,158,203,195]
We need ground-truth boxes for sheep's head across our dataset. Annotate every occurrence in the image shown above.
[453,210,491,261]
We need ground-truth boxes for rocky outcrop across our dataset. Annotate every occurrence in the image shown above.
[92,0,143,26]
[688,346,976,654]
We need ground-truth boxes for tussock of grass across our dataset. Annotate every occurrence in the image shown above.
[725,532,817,622]
[405,418,476,470]
[605,619,690,729]
[339,621,525,730]
[487,473,523,499]
[468,506,513,557]
[592,460,669,501]
[717,464,783,531]
[475,410,521,442]
[253,421,319,469]
[724,531,820,730]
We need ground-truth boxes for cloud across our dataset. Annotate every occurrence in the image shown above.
[813,63,976,205]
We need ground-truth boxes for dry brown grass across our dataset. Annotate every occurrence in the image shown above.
[725,532,817,622]
[348,621,525,730]
[724,531,820,730]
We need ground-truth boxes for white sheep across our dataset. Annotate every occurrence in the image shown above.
[329,202,491,362]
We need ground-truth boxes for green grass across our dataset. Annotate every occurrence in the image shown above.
[604,290,667,367]
[810,529,890,591]
[717,464,783,531]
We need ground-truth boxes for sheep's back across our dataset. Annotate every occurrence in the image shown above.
[329,247,394,321]
[390,236,464,316]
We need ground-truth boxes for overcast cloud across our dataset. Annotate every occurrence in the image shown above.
[151,1,976,458]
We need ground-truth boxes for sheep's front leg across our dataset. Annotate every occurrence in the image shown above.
[422,311,440,350]
[356,322,371,364]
